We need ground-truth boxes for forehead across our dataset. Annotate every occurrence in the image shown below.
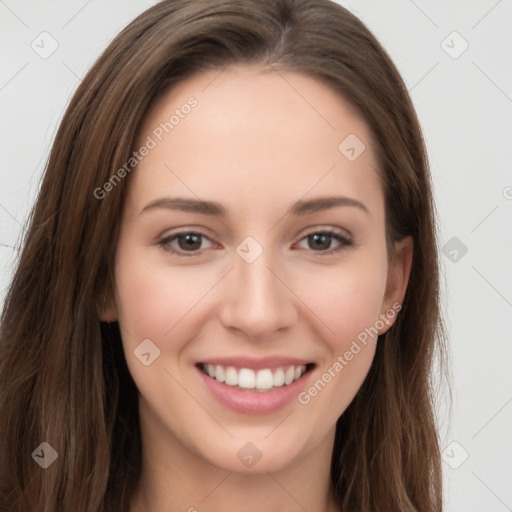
[129,65,383,219]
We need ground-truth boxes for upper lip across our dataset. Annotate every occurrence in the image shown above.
[197,356,314,371]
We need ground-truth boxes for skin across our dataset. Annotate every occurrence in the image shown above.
[102,64,413,512]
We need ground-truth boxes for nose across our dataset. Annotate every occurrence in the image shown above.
[218,245,298,341]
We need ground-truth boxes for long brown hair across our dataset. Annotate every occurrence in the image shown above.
[0,1,447,510]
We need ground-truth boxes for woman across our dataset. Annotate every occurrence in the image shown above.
[0,1,447,511]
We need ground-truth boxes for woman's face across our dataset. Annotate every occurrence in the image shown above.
[108,65,411,473]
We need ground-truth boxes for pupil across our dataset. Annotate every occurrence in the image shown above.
[179,234,201,251]
[310,233,331,251]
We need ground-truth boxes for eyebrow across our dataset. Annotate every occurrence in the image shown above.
[140,195,369,217]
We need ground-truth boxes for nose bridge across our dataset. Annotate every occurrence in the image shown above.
[218,237,296,338]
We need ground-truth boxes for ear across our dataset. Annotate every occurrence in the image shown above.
[378,236,413,334]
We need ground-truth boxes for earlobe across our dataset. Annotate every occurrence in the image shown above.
[378,236,413,334]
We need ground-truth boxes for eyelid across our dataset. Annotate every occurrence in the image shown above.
[296,224,352,241]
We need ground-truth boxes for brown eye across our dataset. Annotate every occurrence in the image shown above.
[176,233,202,251]
[295,230,353,256]
[307,233,333,251]
[159,232,213,256]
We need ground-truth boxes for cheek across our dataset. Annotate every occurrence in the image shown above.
[331,276,385,347]
[291,254,388,349]
[113,244,213,345]
[112,244,216,414]
[290,256,387,413]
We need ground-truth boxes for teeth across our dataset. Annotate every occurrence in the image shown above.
[225,366,238,386]
[284,366,295,385]
[201,363,308,391]
[273,368,285,387]
[215,365,225,383]
[255,369,273,389]
[239,368,256,389]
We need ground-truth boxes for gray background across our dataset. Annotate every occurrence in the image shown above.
[1,1,511,510]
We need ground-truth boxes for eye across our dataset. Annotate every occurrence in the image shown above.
[158,228,353,258]
[159,231,214,257]
[294,229,353,256]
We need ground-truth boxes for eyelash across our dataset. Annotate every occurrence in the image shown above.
[158,229,353,258]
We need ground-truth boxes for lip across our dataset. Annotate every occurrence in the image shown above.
[196,358,315,415]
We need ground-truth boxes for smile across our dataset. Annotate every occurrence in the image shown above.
[198,362,312,392]
[196,357,316,414]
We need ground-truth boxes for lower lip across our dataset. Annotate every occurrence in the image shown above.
[197,366,313,415]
